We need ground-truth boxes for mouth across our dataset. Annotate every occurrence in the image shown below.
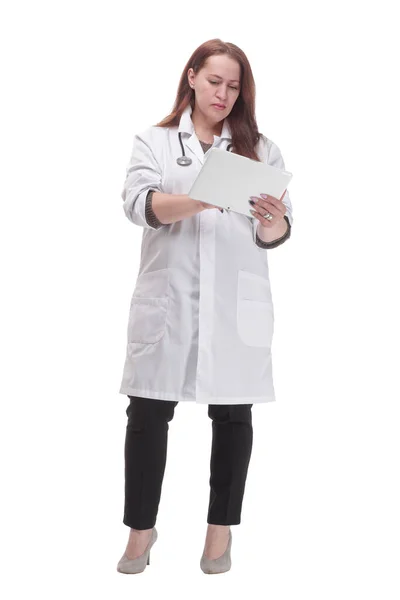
[212,104,226,109]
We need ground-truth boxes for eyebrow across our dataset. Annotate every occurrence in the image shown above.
[208,73,240,83]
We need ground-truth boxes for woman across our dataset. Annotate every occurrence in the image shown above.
[117,38,293,575]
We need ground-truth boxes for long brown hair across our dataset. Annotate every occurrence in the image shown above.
[154,39,264,162]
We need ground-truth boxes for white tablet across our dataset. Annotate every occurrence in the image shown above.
[188,147,293,217]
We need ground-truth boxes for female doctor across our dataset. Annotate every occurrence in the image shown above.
[117,38,293,575]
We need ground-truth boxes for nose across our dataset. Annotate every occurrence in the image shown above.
[216,86,228,103]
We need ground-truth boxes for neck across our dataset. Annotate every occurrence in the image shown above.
[191,107,223,142]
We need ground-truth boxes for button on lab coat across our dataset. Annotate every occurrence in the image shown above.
[119,104,293,404]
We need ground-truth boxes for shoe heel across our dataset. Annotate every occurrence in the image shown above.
[147,553,150,565]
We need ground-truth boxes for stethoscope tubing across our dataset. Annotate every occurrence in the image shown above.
[177,131,232,166]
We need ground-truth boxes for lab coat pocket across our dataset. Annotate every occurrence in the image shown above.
[237,270,274,348]
[128,268,169,344]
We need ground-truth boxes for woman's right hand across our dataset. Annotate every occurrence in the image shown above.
[199,201,221,210]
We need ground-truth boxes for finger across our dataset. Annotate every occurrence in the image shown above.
[260,193,285,209]
[253,200,280,218]
[256,197,286,219]
[273,189,287,202]
[250,210,274,227]
[261,190,287,204]
[258,194,286,217]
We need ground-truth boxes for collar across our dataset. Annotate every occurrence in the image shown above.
[178,103,232,141]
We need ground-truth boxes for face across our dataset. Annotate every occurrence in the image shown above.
[188,54,241,122]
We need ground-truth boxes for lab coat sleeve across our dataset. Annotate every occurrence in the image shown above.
[250,138,293,247]
[121,132,166,230]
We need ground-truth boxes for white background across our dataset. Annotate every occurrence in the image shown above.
[1,0,399,597]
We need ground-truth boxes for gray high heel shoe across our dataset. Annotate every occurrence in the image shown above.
[117,527,158,574]
[200,528,232,574]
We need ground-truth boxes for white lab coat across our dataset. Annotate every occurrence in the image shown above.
[119,104,293,404]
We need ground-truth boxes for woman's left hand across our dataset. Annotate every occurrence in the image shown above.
[249,190,287,227]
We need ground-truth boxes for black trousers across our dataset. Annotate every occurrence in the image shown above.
[123,395,253,530]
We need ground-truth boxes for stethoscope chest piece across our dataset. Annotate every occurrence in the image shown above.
[176,156,192,166]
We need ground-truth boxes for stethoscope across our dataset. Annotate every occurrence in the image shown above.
[177,131,233,166]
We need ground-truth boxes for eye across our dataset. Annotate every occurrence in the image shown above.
[209,80,239,90]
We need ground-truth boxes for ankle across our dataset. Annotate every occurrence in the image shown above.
[130,527,152,534]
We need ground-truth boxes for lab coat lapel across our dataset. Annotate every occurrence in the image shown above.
[185,133,205,165]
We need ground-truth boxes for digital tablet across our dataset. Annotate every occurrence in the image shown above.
[188,147,293,216]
